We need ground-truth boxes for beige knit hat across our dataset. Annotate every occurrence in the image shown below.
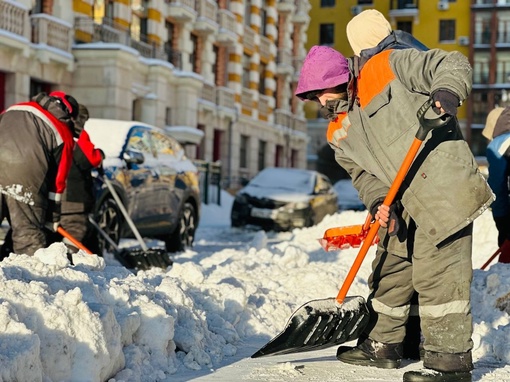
[346,9,392,56]
[482,107,505,140]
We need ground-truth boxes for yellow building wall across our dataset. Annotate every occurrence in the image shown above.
[304,0,471,119]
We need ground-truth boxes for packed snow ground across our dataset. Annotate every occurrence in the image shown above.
[0,190,509,381]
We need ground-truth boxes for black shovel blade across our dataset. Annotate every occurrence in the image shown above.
[251,296,369,358]
[118,248,173,271]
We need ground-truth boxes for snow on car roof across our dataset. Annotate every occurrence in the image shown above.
[85,118,163,158]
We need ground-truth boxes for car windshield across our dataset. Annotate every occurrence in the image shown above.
[249,168,315,194]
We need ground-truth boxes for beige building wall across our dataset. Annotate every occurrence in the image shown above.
[0,0,311,190]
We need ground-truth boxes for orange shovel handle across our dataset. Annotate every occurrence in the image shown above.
[336,137,423,304]
[57,226,93,255]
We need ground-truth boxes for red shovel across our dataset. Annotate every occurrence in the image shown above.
[319,214,379,251]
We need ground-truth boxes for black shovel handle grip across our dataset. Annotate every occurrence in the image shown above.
[416,98,451,141]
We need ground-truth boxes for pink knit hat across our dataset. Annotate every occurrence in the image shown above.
[295,46,350,100]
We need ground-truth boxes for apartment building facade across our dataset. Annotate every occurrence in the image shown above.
[469,0,510,156]
[0,0,311,190]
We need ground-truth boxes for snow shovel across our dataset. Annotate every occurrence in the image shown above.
[252,99,449,358]
[87,215,167,270]
[319,213,379,251]
[97,168,173,271]
[57,226,93,255]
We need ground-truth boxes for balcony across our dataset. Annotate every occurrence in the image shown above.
[276,48,293,75]
[293,117,307,134]
[0,0,30,51]
[389,0,419,18]
[75,18,168,61]
[277,0,295,14]
[165,43,183,69]
[259,35,271,62]
[194,0,218,34]
[243,25,255,53]
[292,1,310,24]
[31,13,73,65]
[216,9,236,45]
[200,82,215,104]
[258,94,271,121]
[216,86,235,109]
[241,87,254,116]
[167,0,196,22]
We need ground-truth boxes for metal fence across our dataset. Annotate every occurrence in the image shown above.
[194,160,222,205]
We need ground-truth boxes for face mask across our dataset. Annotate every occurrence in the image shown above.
[320,98,349,121]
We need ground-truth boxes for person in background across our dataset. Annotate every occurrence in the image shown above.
[295,10,493,382]
[0,91,78,257]
[50,104,104,254]
[482,106,510,263]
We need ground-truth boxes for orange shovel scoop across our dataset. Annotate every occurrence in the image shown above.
[319,214,379,251]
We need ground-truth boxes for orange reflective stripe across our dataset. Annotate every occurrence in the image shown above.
[357,50,395,108]
[327,113,348,144]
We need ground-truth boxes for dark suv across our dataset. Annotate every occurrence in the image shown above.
[85,119,201,253]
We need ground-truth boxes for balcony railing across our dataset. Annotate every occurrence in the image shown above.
[167,0,196,22]
[241,88,254,115]
[216,86,235,109]
[258,94,270,121]
[259,35,271,61]
[216,9,236,45]
[75,18,169,61]
[243,25,255,52]
[194,0,218,33]
[201,82,215,103]
[165,43,183,69]
[31,13,72,53]
[0,0,29,40]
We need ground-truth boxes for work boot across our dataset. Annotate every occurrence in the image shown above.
[336,337,402,369]
[403,369,472,382]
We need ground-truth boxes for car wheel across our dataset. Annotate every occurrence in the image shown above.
[165,202,196,253]
[96,198,122,254]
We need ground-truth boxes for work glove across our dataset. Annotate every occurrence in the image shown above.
[97,164,105,177]
[370,199,402,237]
[431,90,460,116]
[45,199,61,232]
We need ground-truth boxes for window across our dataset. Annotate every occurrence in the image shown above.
[275,144,283,167]
[321,0,335,7]
[258,140,266,171]
[165,107,172,125]
[240,135,249,168]
[242,54,251,88]
[93,0,114,23]
[127,128,156,161]
[131,0,148,42]
[244,2,251,26]
[259,63,267,94]
[397,21,412,34]
[319,24,334,46]
[29,80,51,99]
[190,34,199,73]
[260,0,268,36]
[439,20,455,42]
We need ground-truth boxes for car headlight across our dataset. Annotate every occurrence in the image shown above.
[285,201,310,211]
